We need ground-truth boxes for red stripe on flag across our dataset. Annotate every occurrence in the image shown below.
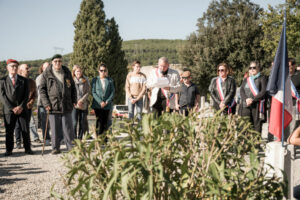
[269,97,292,140]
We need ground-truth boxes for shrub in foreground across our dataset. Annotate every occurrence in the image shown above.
[51,110,286,199]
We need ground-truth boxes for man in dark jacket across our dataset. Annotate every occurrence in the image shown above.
[0,59,34,156]
[39,54,77,154]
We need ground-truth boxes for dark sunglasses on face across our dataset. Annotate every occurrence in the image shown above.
[182,77,189,80]
[218,69,225,72]
[99,70,106,72]
[249,66,257,70]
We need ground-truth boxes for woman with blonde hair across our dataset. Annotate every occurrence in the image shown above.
[72,65,90,139]
[239,61,267,133]
[209,62,236,114]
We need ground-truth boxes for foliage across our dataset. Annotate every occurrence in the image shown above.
[261,0,300,62]
[179,0,267,94]
[51,111,286,199]
[70,0,127,104]
[123,39,186,66]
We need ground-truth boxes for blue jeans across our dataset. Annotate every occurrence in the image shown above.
[38,106,51,140]
[128,98,143,121]
[72,108,89,139]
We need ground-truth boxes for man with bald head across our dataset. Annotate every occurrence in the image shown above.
[147,57,181,117]
[14,64,39,148]
[0,59,33,156]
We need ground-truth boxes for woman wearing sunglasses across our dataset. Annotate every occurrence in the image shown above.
[209,63,236,114]
[239,61,267,133]
[91,63,115,136]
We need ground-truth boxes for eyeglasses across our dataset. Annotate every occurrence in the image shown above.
[249,66,257,70]
[218,69,225,72]
[53,60,62,63]
[182,77,189,79]
[99,70,106,72]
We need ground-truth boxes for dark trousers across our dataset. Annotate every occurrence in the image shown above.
[180,106,190,116]
[49,113,74,150]
[38,106,51,140]
[4,111,31,152]
[72,108,89,139]
[240,105,262,133]
[94,108,110,136]
[15,109,31,144]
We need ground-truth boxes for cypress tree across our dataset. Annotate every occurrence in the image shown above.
[70,0,127,103]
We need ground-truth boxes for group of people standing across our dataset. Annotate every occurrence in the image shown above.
[1,55,300,156]
[209,59,300,143]
[0,54,114,156]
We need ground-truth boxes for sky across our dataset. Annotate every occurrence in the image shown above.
[0,0,285,61]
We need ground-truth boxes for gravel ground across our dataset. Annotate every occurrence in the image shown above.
[0,123,300,199]
[0,129,68,200]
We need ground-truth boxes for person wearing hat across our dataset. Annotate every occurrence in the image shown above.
[39,54,77,154]
[0,59,34,156]
[175,70,200,116]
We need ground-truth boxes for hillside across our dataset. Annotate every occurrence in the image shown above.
[0,39,185,79]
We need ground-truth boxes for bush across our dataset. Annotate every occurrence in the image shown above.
[51,110,286,199]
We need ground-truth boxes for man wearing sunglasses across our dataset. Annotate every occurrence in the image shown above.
[39,54,77,154]
[175,70,200,116]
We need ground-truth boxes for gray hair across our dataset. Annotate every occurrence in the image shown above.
[158,57,169,64]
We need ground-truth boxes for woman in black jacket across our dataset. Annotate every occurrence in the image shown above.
[209,62,236,114]
[239,61,267,133]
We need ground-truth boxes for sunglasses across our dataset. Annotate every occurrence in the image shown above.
[218,69,225,72]
[99,70,106,72]
[53,60,62,63]
[249,66,257,70]
[182,77,190,79]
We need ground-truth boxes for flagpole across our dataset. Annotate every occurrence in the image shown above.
[281,10,287,147]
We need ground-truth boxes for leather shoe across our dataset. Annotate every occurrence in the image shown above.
[25,149,34,155]
[4,151,12,156]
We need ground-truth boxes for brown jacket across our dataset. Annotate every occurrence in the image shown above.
[27,78,37,109]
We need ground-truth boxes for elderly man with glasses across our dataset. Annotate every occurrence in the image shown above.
[39,54,77,154]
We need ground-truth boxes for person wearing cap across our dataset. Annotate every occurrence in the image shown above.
[0,59,34,156]
[146,57,181,117]
[209,62,236,115]
[39,54,77,154]
[175,70,200,116]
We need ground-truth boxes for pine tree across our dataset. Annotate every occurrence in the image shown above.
[70,0,127,103]
[179,0,266,94]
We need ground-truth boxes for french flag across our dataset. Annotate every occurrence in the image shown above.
[266,18,293,141]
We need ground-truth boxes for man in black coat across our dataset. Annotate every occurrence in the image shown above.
[39,54,77,154]
[0,59,34,156]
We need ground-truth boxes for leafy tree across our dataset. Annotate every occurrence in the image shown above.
[261,0,300,62]
[179,0,266,94]
[70,0,127,104]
